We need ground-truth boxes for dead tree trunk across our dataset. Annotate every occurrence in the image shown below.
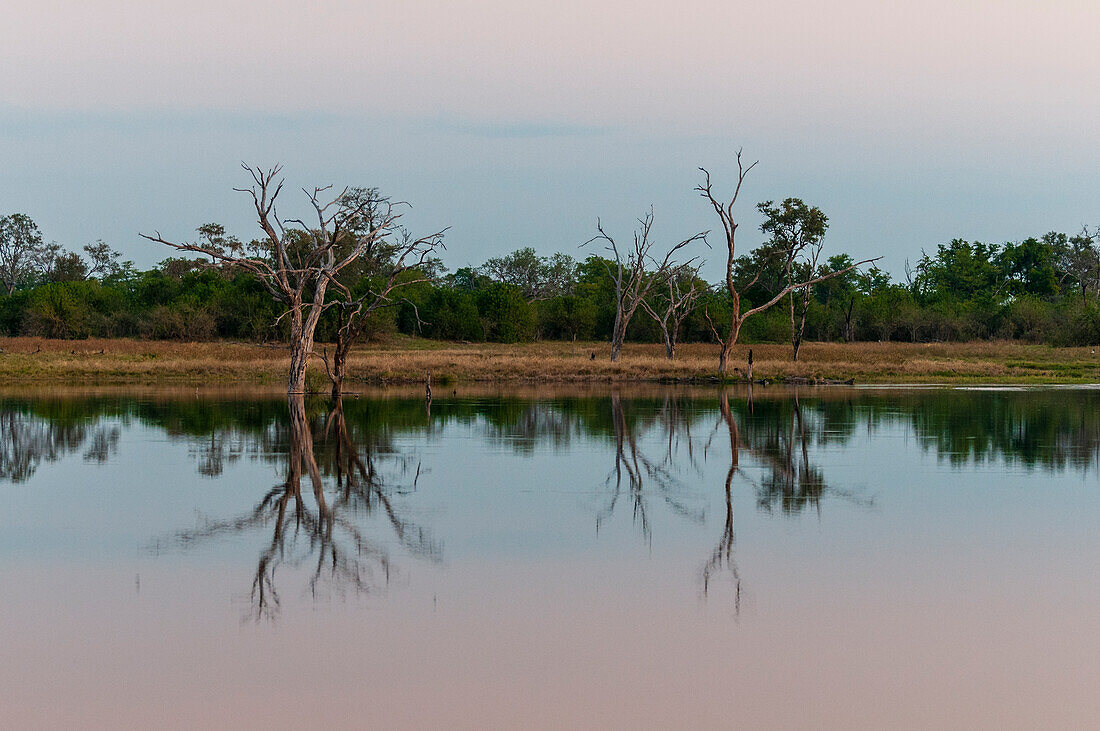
[697,152,880,373]
[640,263,705,360]
[143,164,402,396]
[585,210,705,363]
[323,218,445,400]
[323,339,350,402]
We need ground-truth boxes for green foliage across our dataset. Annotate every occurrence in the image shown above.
[22,281,112,339]
[475,282,535,343]
[913,239,1002,303]
[537,295,597,340]
[407,287,484,341]
[4,209,1100,348]
[0,290,29,335]
[479,247,578,301]
[998,237,1061,298]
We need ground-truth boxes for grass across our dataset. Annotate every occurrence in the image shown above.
[2,336,1100,385]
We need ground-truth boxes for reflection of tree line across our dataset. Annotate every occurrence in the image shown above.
[0,410,120,483]
[4,389,1100,617]
[7,390,1100,483]
[0,390,850,616]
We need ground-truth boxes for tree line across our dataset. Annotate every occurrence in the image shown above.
[2,158,1099,390]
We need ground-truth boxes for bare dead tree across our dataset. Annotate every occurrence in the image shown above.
[640,262,706,359]
[583,209,706,362]
[142,164,400,395]
[696,151,881,374]
[320,223,446,401]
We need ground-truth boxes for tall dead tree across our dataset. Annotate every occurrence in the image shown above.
[639,262,706,359]
[143,164,399,395]
[697,152,880,374]
[584,210,706,362]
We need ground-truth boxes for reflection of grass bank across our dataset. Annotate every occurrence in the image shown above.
[2,336,1100,384]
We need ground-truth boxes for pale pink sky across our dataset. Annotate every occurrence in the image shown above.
[2,1,1098,275]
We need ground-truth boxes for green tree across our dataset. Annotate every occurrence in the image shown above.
[476,282,535,343]
[537,294,598,341]
[757,197,829,360]
[0,213,45,294]
[912,239,1002,303]
[480,247,579,301]
[998,237,1060,298]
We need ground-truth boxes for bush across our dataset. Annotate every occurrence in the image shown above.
[998,296,1060,343]
[475,283,535,343]
[412,288,484,341]
[0,290,29,335]
[22,282,95,338]
[536,295,597,340]
[139,304,216,340]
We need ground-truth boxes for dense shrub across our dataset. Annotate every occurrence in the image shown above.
[476,283,535,343]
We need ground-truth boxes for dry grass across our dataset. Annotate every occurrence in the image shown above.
[2,336,1100,385]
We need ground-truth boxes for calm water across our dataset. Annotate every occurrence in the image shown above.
[2,385,1099,729]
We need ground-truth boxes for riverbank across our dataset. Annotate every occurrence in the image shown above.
[1,336,1099,385]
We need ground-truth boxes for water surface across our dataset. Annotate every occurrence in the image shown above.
[2,385,1098,728]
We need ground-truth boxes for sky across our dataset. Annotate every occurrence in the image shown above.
[1,0,1098,282]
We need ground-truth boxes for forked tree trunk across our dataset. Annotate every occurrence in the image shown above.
[142,165,414,400]
[610,333,625,362]
[287,288,328,395]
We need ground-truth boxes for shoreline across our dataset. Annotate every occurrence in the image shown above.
[3,336,1100,386]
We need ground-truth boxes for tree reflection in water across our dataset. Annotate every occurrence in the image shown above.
[598,392,706,541]
[9,386,1100,618]
[736,394,873,516]
[701,391,743,609]
[168,395,440,621]
[0,410,120,483]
